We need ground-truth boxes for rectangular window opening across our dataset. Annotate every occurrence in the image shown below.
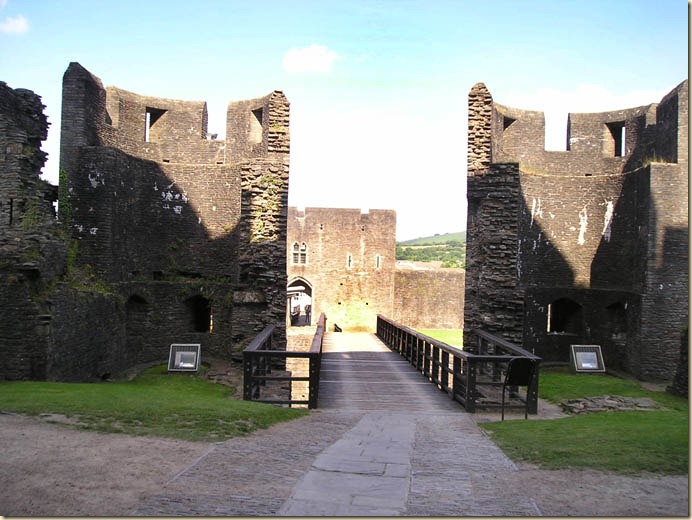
[145,107,166,143]
[606,121,626,157]
[249,108,263,145]
[545,111,568,151]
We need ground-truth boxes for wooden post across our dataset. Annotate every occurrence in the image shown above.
[243,353,253,401]
[466,360,477,413]
[452,356,462,401]
[441,350,450,392]
[308,355,319,409]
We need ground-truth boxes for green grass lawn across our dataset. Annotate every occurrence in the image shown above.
[416,329,463,347]
[0,365,308,442]
[481,367,689,474]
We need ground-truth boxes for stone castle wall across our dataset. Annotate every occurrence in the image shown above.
[0,81,65,380]
[287,207,396,331]
[0,63,289,381]
[287,207,465,332]
[392,269,464,330]
[464,80,688,381]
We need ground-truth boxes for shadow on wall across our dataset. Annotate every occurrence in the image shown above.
[48,63,289,380]
[516,119,687,379]
[56,147,243,377]
[466,80,688,381]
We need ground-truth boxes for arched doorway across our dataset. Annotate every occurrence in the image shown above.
[184,295,212,333]
[287,277,313,327]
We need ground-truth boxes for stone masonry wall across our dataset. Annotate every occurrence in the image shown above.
[463,162,523,347]
[0,81,67,380]
[392,269,465,329]
[636,82,689,380]
[464,79,688,382]
[0,63,289,381]
[464,83,524,347]
[0,82,56,230]
[288,207,396,332]
[49,284,127,381]
[236,90,290,346]
[57,63,290,371]
[638,164,689,379]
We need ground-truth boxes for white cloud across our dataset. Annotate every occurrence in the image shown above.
[0,14,29,34]
[282,45,338,74]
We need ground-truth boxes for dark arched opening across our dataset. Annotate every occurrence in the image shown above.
[184,295,212,333]
[606,302,627,341]
[126,295,149,334]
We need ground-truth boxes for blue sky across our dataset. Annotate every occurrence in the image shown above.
[1,0,688,240]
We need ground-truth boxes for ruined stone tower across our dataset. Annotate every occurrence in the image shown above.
[464,80,688,381]
[0,63,290,381]
[57,62,290,376]
[0,82,64,379]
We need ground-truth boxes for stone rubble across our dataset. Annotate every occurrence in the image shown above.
[560,395,663,414]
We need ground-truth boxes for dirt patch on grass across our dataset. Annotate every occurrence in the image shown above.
[508,464,688,517]
[0,412,211,517]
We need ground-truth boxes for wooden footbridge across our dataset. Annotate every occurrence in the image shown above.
[243,314,541,415]
[317,332,462,412]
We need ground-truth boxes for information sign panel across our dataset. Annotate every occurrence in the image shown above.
[570,345,605,373]
[168,344,201,372]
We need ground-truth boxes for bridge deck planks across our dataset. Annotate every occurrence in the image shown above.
[317,332,462,412]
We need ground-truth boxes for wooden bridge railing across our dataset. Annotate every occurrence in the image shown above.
[376,315,541,413]
[243,313,326,409]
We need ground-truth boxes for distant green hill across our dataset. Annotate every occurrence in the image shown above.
[396,232,466,268]
[398,231,466,246]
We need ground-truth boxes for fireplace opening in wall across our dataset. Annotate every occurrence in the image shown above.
[547,298,582,335]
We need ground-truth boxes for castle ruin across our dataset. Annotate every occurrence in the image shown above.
[2,62,687,385]
[1,63,289,381]
[287,207,465,332]
[464,80,688,381]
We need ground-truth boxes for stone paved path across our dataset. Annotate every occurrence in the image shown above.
[131,332,542,516]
